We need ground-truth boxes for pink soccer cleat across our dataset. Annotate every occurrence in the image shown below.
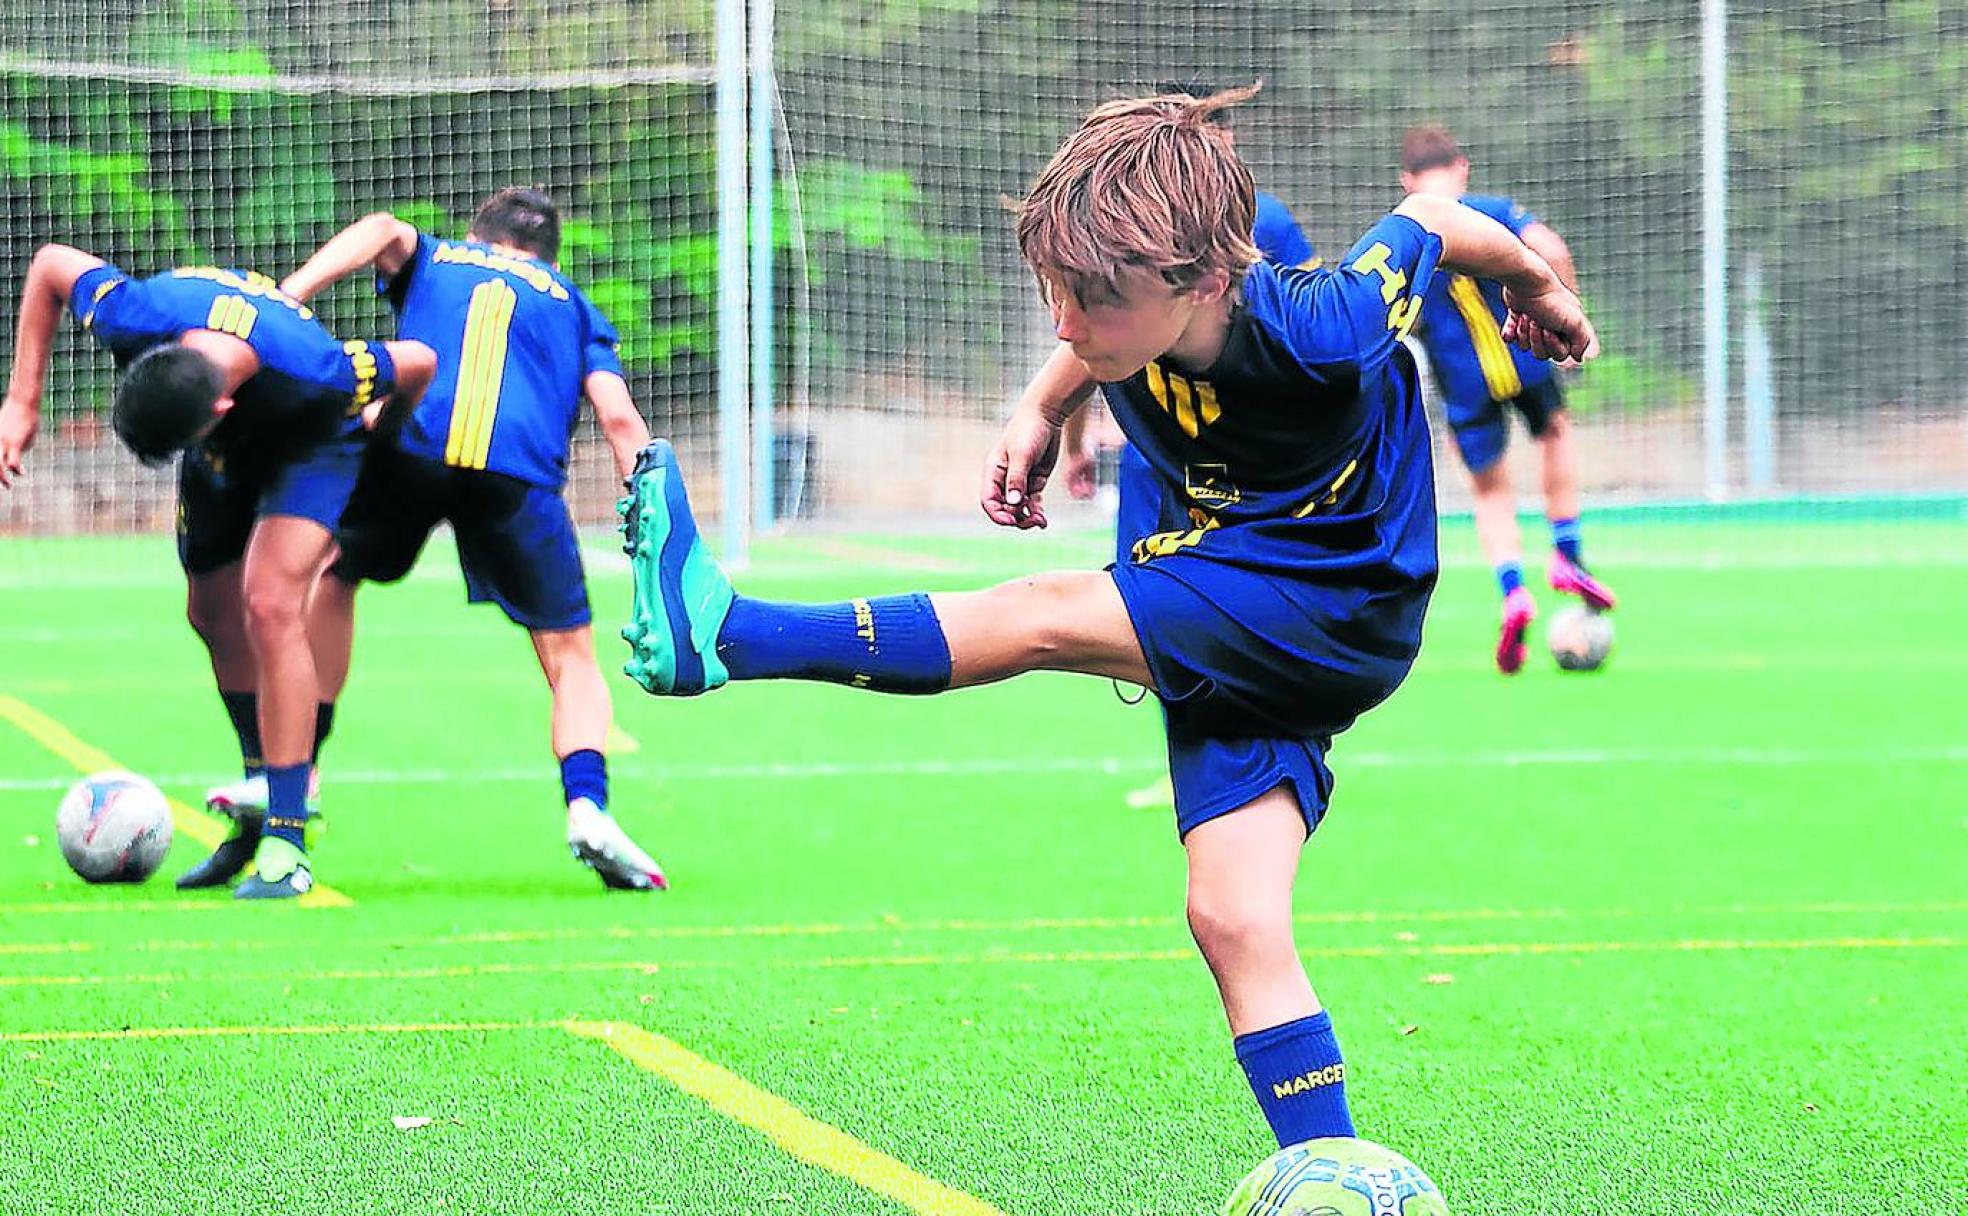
[1496,586,1537,675]
[1549,553,1618,613]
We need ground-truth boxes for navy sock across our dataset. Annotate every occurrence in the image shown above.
[561,749,608,812]
[1551,516,1584,566]
[312,702,336,765]
[220,691,263,778]
[717,593,953,693]
[1496,561,1524,598]
[1234,1011,1356,1147]
[264,763,311,847]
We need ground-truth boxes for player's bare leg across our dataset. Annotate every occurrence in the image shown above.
[1470,458,1536,674]
[177,562,269,889]
[232,514,336,898]
[532,625,667,891]
[931,572,1151,689]
[1537,413,1617,611]
[1186,785,1355,1138]
[308,570,359,705]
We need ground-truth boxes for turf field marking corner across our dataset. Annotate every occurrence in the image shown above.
[560,1019,1013,1216]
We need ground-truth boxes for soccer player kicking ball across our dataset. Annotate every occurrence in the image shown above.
[1398,125,1618,674]
[277,188,668,890]
[620,85,1595,1148]
[0,244,436,898]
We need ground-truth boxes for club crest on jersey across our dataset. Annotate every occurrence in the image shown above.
[1184,464,1242,506]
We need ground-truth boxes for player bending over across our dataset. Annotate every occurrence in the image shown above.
[1399,124,1617,674]
[277,188,667,890]
[617,86,1595,1146]
[0,244,435,898]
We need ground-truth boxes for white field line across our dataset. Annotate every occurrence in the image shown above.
[1,744,1965,794]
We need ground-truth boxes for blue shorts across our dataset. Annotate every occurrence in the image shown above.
[1446,375,1564,474]
[176,438,365,576]
[1110,453,1423,840]
[332,443,591,631]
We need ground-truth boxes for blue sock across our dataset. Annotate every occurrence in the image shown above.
[220,691,263,778]
[312,702,336,764]
[561,749,608,811]
[264,763,311,847]
[1234,1011,1356,1147]
[717,593,953,693]
[1551,516,1584,566]
[1496,561,1524,598]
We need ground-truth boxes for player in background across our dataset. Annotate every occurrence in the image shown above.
[278,188,668,891]
[617,87,1595,1147]
[1399,124,1618,674]
[0,244,436,898]
[1058,79,1319,501]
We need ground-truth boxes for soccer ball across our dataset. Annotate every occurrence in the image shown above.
[1547,604,1614,672]
[55,772,173,884]
[1222,1137,1449,1216]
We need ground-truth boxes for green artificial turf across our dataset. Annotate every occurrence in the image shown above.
[1,519,1962,1214]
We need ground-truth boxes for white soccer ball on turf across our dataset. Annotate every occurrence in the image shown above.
[1547,604,1614,672]
[55,771,173,884]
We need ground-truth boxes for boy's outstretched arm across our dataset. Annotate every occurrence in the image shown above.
[1393,193,1598,365]
[982,342,1097,529]
[585,370,654,479]
[281,213,419,302]
[2,243,106,487]
[1519,221,1579,294]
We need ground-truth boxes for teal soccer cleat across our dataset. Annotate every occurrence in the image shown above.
[618,439,735,696]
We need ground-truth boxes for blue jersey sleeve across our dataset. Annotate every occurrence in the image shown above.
[76,268,189,357]
[1248,213,1442,379]
[69,263,133,337]
[1460,194,1537,239]
[379,232,439,311]
[578,293,624,379]
[1253,192,1317,269]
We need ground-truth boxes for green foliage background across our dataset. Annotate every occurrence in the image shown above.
[5,1,1963,424]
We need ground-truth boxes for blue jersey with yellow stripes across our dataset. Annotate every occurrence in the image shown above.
[1101,212,1443,659]
[381,234,622,489]
[72,263,383,464]
[1254,191,1318,269]
[1409,194,1553,408]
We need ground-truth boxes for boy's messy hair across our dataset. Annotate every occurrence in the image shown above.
[1015,83,1262,307]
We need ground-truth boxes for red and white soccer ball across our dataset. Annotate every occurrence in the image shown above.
[55,771,173,884]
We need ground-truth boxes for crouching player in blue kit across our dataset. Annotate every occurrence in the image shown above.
[1400,125,1618,674]
[0,244,436,897]
[617,86,1596,1145]
[277,188,668,890]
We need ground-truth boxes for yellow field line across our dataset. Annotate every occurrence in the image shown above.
[0,1020,539,1044]
[0,1013,1011,1214]
[1,899,232,916]
[0,694,352,908]
[2,936,1957,990]
[564,1020,1010,1216]
[0,942,90,956]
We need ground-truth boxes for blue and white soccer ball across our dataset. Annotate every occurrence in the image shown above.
[1223,1137,1450,1216]
[55,771,172,884]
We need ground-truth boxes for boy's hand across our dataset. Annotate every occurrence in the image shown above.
[1059,444,1096,500]
[0,397,39,488]
[1502,282,1599,366]
[982,409,1061,530]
